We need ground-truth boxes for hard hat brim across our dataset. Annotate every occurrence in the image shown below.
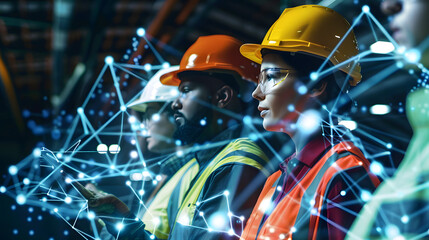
[240,43,264,65]
[240,43,362,86]
[127,100,155,112]
[128,100,148,112]
[160,64,244,86]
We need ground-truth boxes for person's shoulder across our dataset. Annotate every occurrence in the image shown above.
[327,164,378,197]
[206,162,262,188]
[228,137,259,147]
[225,137,266,155]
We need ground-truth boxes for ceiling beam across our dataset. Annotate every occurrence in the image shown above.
[0,49,24,133]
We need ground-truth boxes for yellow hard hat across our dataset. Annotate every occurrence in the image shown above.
[240,5,361,86]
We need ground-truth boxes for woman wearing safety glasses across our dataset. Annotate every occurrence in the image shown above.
[238,5,380,240]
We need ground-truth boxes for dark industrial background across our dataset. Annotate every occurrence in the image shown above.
[0,0,415,239]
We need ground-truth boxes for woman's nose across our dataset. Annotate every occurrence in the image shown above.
[252,84,265,101]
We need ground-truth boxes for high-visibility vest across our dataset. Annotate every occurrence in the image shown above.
[241,141,380,240]
[171,138,270,232]
[141,159,199,239]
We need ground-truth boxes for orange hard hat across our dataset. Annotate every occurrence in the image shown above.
[160,35,260,86]
[240,5,361,86]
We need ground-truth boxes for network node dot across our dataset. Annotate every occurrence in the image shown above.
[88,211,95,220]
[16,194,26,205]
[116,222,124,231]
[23,178,30,185]
[310,72,319,81]
[404,48,421,64]
[105,56,114,65]
[64,196,72,204]
[243,115,252,125]
[33,148,42,157]
[162,62,170,69]
[9,165,18,175]
[144,63,152,71]
[137,28,146,37]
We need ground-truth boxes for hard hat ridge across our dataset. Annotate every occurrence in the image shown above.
[128,66,180,112]
[160,34,260,86]
[240,5,362,86]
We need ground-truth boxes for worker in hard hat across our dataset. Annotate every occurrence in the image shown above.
[238,5,380,239]
[129,66,179,155]
[86,35,273,240]
[346,1,429,239]
[128,66,193,178]
[86,66,199,240]
[157,34,273,240]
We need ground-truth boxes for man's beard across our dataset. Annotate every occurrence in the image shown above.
[173,109,212,145]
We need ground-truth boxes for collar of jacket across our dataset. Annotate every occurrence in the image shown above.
[280,134,343,170]
[160,151,196,176]
[193,124,244,168]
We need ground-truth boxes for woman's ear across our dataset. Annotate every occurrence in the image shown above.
[310,81,327,97]
[216,85,234,108]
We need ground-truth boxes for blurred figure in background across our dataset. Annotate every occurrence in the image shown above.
[87,66,199,240]
[347,0,429,239]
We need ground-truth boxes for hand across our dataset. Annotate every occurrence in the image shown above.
[85,184,148,239]
[85,183,131,221]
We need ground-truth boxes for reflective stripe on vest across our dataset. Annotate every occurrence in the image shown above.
[167,159,199,231]
[171,138,270,232]
[141,158,199,239]
[241,141,380,240]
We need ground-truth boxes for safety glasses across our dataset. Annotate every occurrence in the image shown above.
[258,68,295,93]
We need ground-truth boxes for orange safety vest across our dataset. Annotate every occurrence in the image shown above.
[241,141,380,240]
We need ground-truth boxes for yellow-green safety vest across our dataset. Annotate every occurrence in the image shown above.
[171,138,270,231]
[141,158,199,239]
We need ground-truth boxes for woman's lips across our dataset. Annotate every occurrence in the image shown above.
[260,109,269,118]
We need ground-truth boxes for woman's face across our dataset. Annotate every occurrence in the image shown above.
[252,53,312,134]
[142,102,177,153]
[381,0,429,66]
[382,0,429,50]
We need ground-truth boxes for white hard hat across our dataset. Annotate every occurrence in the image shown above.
[129,66,180,112]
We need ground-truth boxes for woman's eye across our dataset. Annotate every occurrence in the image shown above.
[266,72,282,82]
[266,73,276,81]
